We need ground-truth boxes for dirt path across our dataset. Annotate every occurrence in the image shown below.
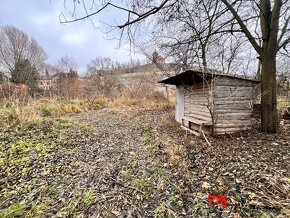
[0,106,289,217]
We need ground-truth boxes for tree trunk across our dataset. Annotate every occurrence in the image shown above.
[260,53,278,133]
[259,0,281,133]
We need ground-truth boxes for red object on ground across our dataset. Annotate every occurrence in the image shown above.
[208,195,228,209]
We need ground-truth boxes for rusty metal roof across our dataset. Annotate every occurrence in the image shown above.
[158,69,260,85]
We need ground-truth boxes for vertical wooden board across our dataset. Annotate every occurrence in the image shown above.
[176,86,185,123]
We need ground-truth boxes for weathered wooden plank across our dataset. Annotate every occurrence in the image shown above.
[215,109,252,113]
[181,125,201,136]
[216,115,252,121]
[184,102,209,107]
[214,129,249,134]
[214,78,258,87]
[214,98,257,105]
[215,104,252,110]
[182,116,212,125]
[214,127,251,134]
[215,122,251,128]
[214,90,257,98]
[184,91,211,95]
[185,98,211,102]
[185,87,210,92]
[214,92,256,100]
[214,126,251,132]
[214,100,254,105]
[185,92,210,96]
[185,112,212,119]
[187,108,211,115]
[184,104,211,110]
[185,90,211,95]
[216,122,251,127]
[185,96,209,101]
[187,103,208,111]
[184,83,212,89]
[184,113,213,122]
[185,97,210,102]
[214,85,256,91]
[216,112,252,116]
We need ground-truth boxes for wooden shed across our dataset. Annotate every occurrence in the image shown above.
[159,69,260,135]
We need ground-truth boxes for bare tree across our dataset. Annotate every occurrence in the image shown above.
[53,56,81,98]
[86,57,115,77]
[0,25,47,75]
[56,55,77,74]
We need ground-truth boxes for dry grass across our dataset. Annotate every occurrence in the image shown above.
[0,97,110,129]
[0,94,175,129]
[109,97,139,108]
[0,101,41,129]
[163,144,188,173]
[141,99,175,110]
[161,114,180,129]
[37,99,84,116]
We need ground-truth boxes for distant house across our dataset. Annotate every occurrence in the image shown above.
[159,69,260,135]
[116,52,178,95]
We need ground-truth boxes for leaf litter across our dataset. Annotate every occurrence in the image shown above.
[0,105,289,217]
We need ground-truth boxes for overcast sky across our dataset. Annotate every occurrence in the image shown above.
[0,0,142,74]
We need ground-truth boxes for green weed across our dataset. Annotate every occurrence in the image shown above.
[132,178,152,191]
[0,201,46,218]
[57,200,78,217]
[0,141,53,181]
[82,189,97,206]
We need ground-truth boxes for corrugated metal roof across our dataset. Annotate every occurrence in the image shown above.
[158,69,260,85]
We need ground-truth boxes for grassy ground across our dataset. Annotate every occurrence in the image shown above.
[0,97,173,130]
[0,99,289,217]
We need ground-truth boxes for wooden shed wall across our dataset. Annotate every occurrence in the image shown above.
[183,83,213,133]
[213,77,259,134]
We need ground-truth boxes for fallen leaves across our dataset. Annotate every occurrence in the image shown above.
[202,182,211,189]
[0,106,289,217]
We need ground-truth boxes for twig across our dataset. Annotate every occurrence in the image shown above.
[200,126,211,146]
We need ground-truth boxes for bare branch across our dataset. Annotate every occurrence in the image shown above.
[221,0,262,54]
[60,0,174,29]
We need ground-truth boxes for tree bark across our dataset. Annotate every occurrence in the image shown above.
[260,53,278,133]
[259,0,281,133]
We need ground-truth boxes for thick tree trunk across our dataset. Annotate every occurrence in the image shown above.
[260,53,278,133]
[221,0,282,134]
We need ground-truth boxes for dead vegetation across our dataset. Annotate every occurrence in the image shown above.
[0,100,289,217]
[0,96,174,130]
